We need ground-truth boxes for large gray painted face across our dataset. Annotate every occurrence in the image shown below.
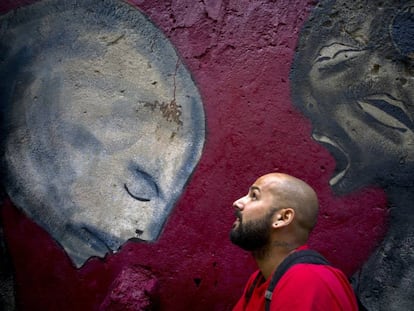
[0,0,205,267]
[291,0,414,194]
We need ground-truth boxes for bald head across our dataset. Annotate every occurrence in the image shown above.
[255,173,319,233]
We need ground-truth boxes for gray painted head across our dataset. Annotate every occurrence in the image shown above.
[0,0,205,267]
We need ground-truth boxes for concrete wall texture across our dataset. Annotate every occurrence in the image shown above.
[2,0,413,310]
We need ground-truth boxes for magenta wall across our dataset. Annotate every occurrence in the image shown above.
[0,0,388,310]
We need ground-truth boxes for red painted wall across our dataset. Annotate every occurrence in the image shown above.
[0,0,387,310]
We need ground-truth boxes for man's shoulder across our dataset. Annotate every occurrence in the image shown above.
[271,263,358,310]
[282,260,338,277]
[281,262,349,288]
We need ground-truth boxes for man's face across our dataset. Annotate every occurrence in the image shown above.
[291,1,414,194]
[230,176,279,251]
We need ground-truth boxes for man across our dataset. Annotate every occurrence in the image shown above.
[230,173,358,310]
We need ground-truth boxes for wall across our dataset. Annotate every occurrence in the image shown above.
[0,0,396,310]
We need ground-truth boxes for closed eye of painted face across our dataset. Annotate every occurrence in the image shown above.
[1,0,205,267]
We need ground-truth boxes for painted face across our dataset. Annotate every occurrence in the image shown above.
[230,176,278,251]
[291,0,414,194]
[0,0,205,267]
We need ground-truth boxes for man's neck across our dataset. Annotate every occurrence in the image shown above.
[253,240,301,279]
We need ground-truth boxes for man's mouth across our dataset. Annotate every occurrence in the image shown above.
[232,219,241,230]
[233,211,242,227]
[312,133,350,187]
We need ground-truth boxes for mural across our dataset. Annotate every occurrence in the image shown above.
[0,0,205,268]
[0,0,392,310]
[291,0,414,310]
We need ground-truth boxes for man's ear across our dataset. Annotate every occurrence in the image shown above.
[272,208,295,228]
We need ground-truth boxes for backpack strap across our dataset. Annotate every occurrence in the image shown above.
[265,249,330,311]
[245,272,264,304]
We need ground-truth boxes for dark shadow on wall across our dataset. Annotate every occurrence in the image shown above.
[291,1,414,310]
[0,199,15,311]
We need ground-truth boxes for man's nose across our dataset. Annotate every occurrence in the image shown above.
[233,196,245,210]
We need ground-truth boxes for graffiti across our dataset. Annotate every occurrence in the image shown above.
[0,0,393,309]
[291,0,414,310]
[0,0,205,268]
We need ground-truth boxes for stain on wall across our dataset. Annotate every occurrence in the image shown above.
[0,0,391,310]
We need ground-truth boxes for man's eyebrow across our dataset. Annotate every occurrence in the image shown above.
[249,186,260,192]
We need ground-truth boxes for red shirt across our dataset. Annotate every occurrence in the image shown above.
[233,249,358,311]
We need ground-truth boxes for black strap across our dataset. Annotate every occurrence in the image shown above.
[245,272,264,303]
[265,249,330,311]
[350,273,368,311]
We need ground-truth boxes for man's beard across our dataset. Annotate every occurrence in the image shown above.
[230,209,275,252]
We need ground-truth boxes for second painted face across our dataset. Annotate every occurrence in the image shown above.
[291,0,414,194]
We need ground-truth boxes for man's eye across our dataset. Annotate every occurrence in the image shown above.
[251,193,258,200]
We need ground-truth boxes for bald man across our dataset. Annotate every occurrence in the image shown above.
[230,173,358,311]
